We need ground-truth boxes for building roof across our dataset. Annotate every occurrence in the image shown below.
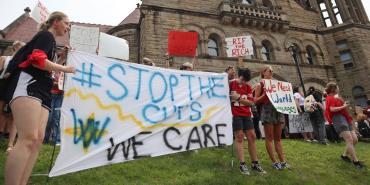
[118,7,140,26]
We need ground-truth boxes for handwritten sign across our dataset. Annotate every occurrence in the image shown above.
[70,25,100,54]
[168,31,198,57]
[288,113,313,133]
[263,79,299,115]
[98,33,129,61]
[31,1,50,23]
[225,36,253,57]
[49,51,233,177]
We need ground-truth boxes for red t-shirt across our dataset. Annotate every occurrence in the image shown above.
[325,95,353,125]
[259,81,270,105]
[229,80,253,117]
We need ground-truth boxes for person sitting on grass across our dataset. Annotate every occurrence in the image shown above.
[230,68,266,175]
[324,82,364,169]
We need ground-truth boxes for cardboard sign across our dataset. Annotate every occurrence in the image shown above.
[70,25,100,54]
[168,31,198,57]
[31,1,50,23]
[225,36,253,57]
[49,51,233,177]
[288,113,313,133]
[263,79,299,115]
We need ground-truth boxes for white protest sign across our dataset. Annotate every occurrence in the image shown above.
[31,1,50,23]
[263,79,299,115]
[225,36,253,57]
[70,25,100,54]
[288,113,313,133]
[98,32,129,61]
[49,51,233,177]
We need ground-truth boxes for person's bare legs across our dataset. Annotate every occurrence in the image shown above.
[264,124,277,163]
[20,106,49,185]
[273,123,285,162]
[341,131,358,162]
[234,130,245,163]
[5,97,43,185]
[245,129,257,162]
[6,116,16,154]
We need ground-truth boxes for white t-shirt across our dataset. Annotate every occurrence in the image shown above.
[0,56,12,79]
[294,92,305,106]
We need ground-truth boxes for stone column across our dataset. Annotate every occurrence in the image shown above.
[354,0,369,24]
[336,0,352,23]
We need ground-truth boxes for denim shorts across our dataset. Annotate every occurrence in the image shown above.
[333,114,353,135]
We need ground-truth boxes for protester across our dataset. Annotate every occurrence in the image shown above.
[356,114,370,138]
[293,86,314,142]
[324,82,364,169]
[364,100,370,118]
[4,12,75,185]
[225,65,236,81]
[0,41,25,153]
[230,68,266,175]
[180,62,193,71]
[254,65,290,170]
[307,86,327,145]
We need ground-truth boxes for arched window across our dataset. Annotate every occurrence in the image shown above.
[352,86,368,108]
[208,35,219,57]
[261,40,273,61]
[306,46,316,65]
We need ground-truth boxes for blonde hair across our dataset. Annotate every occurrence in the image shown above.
[260,65,272,78]
[38,11,68,31]
[325,82,338,94]
[12,40,25,50]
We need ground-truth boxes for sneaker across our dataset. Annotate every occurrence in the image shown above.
[252,163,267,174]
[280,162,292,170]
[353,161,365,169]
[305,139,312,143]
[311,139,318,143]
[239,163,250,175]
[272,162,282,170]
[340,155,351,163]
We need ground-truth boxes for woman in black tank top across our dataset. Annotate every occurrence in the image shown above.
[4,12,75,185]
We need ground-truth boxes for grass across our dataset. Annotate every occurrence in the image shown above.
[0,139,369,185]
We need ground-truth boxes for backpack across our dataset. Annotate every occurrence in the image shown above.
[304,95,316,113]
[358,121,370,138]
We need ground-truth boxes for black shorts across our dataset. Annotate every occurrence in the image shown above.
[232,116,254,132]
[6,71,52,111]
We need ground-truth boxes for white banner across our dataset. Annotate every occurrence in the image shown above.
[49,51,233,177]
[263,79,299,115]
[31,1,50,23]
[225,36,253,57]
[288,113,313,133]
[70,25,100,54]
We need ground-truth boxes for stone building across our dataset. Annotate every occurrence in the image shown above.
[110,0,370,108]
[1,0,369,108]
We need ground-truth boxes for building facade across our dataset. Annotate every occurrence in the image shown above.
[110,0,370,108]
[1,0,369,108]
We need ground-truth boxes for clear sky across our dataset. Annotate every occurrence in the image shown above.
[0,0,370,30]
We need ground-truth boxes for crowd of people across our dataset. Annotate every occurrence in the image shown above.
[0,11,369,184]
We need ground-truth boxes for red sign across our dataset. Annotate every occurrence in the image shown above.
[168,31,198,57]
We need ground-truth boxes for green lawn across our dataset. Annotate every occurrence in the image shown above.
[0,139,369,185]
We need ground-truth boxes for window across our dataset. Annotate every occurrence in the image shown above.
[352,86,368,108]
[331,0,343,24]
[291,44,302,63]
[261,40,273,61]
[319,1,332,27]
[262,0,273,8]
[208,38,219,57]
[336,40,354,68]
[306,46,316,65]
[241,0,253,5]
